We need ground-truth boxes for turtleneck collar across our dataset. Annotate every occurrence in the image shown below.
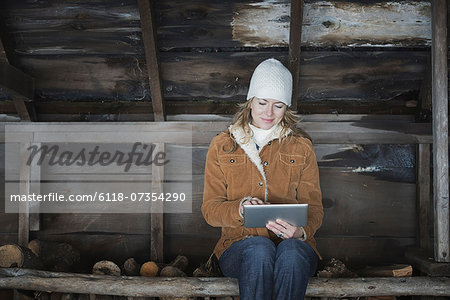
[249,123,282,150]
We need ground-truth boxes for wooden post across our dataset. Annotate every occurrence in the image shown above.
[29,143,41,231]
[138,0,166,261]
[417,144,431,251]
[431,0,449,262]
[18,143,31,247]
[417,57,432,122]
[138,0,165,122]
[288,0,304,112]
[151,143,164,262]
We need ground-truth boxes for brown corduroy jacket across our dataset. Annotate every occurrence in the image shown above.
[202,125,324,259]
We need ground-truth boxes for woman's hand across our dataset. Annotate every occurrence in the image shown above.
[266,219,304,240]
[239,197,265,216]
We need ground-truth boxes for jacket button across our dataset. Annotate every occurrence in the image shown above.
[230,159,235,163]
[290,159,295,163]
[263,161,268,166]
[258,182,263,186]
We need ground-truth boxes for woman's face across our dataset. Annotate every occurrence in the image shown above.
[250,97,286,130]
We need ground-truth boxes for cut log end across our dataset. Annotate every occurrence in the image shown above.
[0,244,24,268]
[169,255,189,272]
[160,266,186,277]
[92,260,121,276]
[123,258,140,276]
[0,244,43,269]
[140,261,159,277]
[28,239,80,272]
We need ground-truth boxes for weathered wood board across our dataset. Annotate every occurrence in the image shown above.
[0,139,417,270]
[0,0,433,114]
[0,0,433,53]
[3,51,427,107]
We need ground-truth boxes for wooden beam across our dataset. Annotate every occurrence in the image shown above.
[0,17,19,67]
[0,59,36,121]
[406,247,450,276]
[0,1,433,51]
[138,0,165,122]
[417,144,431,251]
[0,269,449,297]
[0,37,6,61]
[0,99,418,118]
[417,56,432,122]
[150,143,164,263]
[228,1,431,48]
[0,20,36,121]
[0,121,433,145]
[288,0,304,112]
[431,0,449,262]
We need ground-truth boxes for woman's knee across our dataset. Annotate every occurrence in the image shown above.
[276,239,316,268]
[242,236,276,261]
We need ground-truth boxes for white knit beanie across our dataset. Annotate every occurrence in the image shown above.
[246,58,293,107]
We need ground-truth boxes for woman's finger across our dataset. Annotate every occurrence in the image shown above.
[248,199,264,205]
[275,219,295,230]
[266,221,292,238]
[251,198,265,204]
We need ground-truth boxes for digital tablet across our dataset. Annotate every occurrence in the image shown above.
[244,204,308,228]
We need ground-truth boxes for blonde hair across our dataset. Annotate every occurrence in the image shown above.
[225,98,311,152]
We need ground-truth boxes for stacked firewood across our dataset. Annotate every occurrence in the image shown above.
[92,255,188,277]
[316,258,413,300]
[0,240,80,272]
[0,240,81,299]
[92,255,191,300]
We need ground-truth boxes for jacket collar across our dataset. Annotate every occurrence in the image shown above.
[229,123,291,202]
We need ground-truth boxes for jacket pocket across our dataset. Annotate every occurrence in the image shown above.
[279,153,306,167]
[278,153,306,196]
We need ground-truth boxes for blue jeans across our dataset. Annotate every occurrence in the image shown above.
[219,236,318,300]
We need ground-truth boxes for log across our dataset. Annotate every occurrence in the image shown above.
[28,239,80,272]
[159,266,186,277]
[0,268,449,297]
[0,244,43,269]
[168,256,188,272]
[159,265,189,300]
[405,247,450,276]
[357,264,413,277]
[92,261,121,276]
[123,258,140,276]
[139,261,159,277]
[160,262,192,300]
[317,258,357,278]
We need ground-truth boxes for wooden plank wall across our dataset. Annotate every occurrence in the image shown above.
[0,0,436,117]
[0,136,417,272]
[0,0,427,273]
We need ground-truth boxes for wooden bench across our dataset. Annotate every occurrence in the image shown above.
[0,268,449,298]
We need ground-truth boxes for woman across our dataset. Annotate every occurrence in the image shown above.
[202,58,323,300]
